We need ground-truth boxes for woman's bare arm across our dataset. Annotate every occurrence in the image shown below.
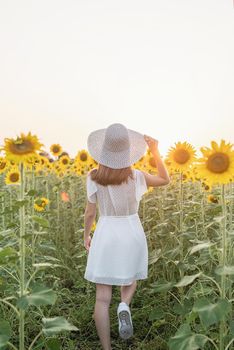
[143,135,171,187]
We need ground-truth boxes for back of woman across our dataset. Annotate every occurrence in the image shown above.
[83,123,170,348]
[86,167,148,216]
[84,165,149,286]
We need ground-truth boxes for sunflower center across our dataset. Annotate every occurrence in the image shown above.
[80,153,88,161]
[10,140,35,154]
[207,152,229,173]
[10,173,19,182]
[52,146,60,153]
[174,149,190,164]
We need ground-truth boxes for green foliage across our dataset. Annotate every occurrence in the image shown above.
[0,320,12,348]
[31,215,50,228]
[168,324,208,350]
[42,316,78,336]
[45,338,61,350]
[0,170,233,349]
[17,284,57,310]
[0,247,18,264]
[215,265,234,275]
[188,241,215,255]
[193,298,232,328]
[175,272,202,287]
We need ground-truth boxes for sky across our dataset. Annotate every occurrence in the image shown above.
[0,0,233,158]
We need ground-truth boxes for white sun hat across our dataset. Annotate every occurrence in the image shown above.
[87,123,147,169]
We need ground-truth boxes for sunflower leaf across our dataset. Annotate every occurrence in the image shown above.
[193,298,231,327]
[215,265,234,275]
[17,284,57,309]
[189,242,214,255]
[31,215,50,228]
[0,320,12,347]
[168,324,207,350]
[42,316,78,336]
[175,272,202,287]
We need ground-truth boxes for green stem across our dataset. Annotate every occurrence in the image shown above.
[225,338,234,350]
[31,168,35,267]
[201,190,207,239]
[56,189,60,247]
[227,182,233,272]
[2,192,6,229]
[0,266,20,283]
[25,267,39,290]
[9,186,13,223]
[179,171,184,304]
[179,171,184,269]
[45,176,51,210]
[0,298,20,317]
[205,336,220,350]
[219,184,227,350]
[7,342,18,350]
[19,162,25,350]
[28,330,43,350]
[201,274,222,296]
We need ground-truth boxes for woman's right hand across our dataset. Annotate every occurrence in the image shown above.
[144,134,159,153]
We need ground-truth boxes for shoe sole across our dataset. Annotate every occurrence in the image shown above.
[118,310,133,339]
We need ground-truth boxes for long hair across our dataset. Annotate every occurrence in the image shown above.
[90,164,134,186]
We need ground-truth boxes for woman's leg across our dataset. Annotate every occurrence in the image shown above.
[94,283,113,350]
[120,280,137,306]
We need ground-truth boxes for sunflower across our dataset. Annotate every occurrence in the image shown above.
[202,181,212,192]
[196,140,234,186]
[5,167,20,185]
[207,194,219,204]
[50,144,63,157]
[58,171,65,178]
[74,165,83,176]
[23,153,42,171]
[34,197,49,212]
[59,155,71,168]
[34,156,50,175]
[88,159,98,171]
[3,132,44,164]
[52,164,62,176]
[166,141,197,172]
[79,168,86,176]
[0,157,10,174]
[38,155,50,167]
[75,149,92,167]
[52,162,61,171]
[65,168,72,176]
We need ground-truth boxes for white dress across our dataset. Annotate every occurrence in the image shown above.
[84,168,149,286]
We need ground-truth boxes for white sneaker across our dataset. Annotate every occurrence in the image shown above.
[117,302,133,339]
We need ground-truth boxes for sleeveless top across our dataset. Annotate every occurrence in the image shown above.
[86,168,148,216]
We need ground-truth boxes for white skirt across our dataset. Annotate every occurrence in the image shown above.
[84,213,148,286]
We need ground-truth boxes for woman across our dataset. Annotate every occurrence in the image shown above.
[83,123,170,350]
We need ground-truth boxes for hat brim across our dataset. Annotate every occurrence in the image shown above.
[87,128,147,169]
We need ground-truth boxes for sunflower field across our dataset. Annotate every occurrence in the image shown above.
[0,132,234,350]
